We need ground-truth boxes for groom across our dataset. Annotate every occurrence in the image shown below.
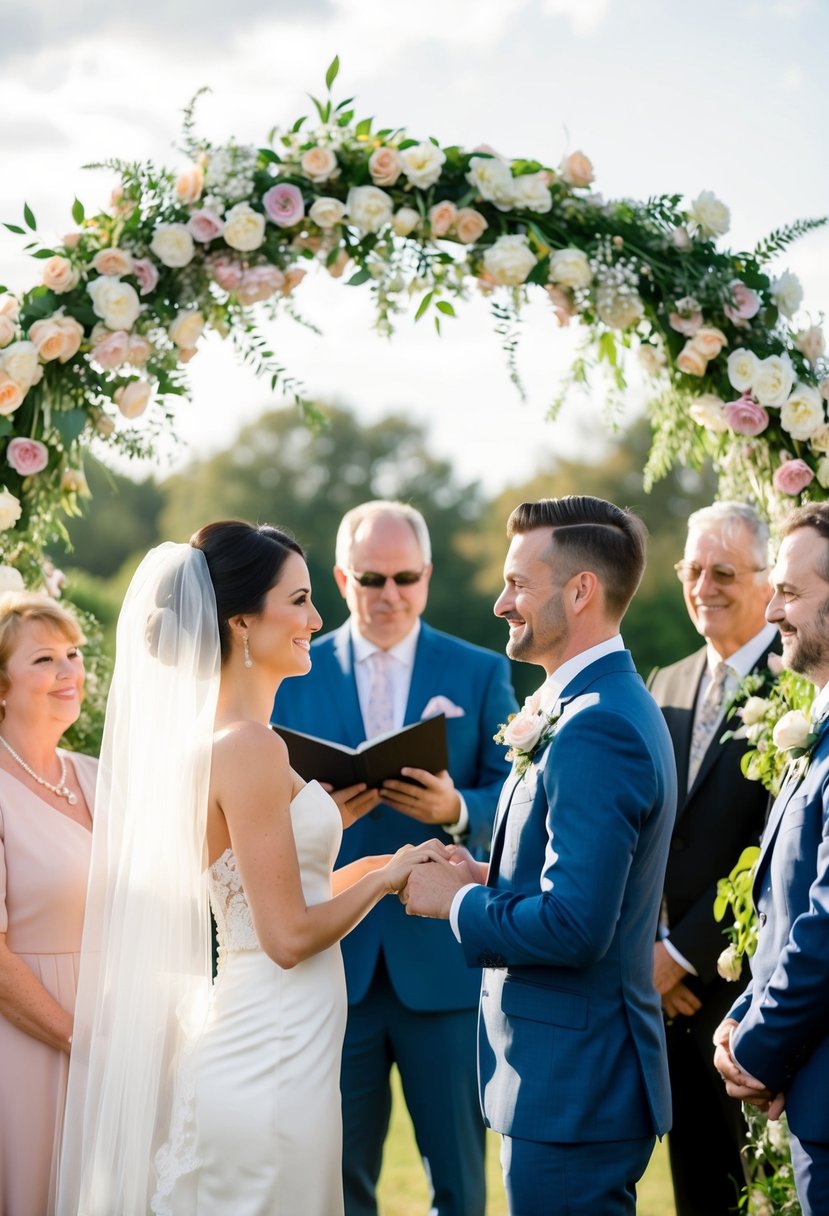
[404,495,678,1214]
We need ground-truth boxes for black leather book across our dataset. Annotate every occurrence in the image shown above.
[272,714,448,789]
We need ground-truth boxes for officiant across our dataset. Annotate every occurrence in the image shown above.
[272,499,516,1216]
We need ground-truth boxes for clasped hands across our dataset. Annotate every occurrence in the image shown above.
[712,1017,785,1120]
[325,768,462,829]
[399,844,487,918]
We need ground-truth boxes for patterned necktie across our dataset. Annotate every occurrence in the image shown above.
[688,661,731,788]
[362,650,396,740]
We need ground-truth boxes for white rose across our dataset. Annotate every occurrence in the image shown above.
[150,222,195,268]
[548,247,592,289]
[168,309,205,349]
[689,190,730,238]
[816,455,829,489]
[772,708,812,752]
[726,348,758,393]
[810,424,829,453]
[309,197,346,230]
[0,487,22,531]
[346,186,393,235]
[502,708,546,752]
[689,394,729,432]
[1,340,40,389]
[772,271,803,319]
[399,141,446,189]
[0,564,24,593]
[716,945,743,983]
[466,156,515,210]
[391,207,420,238]
[510,172,552,214]
[753,354,795,407]
[222,204,266,253]
[483,234,537,286]
[740,696,770,726]
[87,277,141,331]
[780,383,825,441]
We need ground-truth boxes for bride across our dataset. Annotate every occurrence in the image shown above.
[57,520,446,1215]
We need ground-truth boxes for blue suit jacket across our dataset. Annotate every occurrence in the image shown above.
[729,716,829,1142]
[457,651,677,1143]
[272,619,517,1011]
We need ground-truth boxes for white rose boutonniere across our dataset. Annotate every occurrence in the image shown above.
[494,691,561,779]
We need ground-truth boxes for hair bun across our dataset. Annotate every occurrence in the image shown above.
[144,606,180,665]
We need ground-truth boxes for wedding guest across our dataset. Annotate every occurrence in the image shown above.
[714,502,829,1216]
[403,495,677,1215]
[272,500,516,1216]
[0,593,97,1216]
[648,501,777,1216]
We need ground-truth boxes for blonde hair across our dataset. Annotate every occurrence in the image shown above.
[0,592,85,716]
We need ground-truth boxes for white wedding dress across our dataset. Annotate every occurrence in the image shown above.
[151,781,347,1215]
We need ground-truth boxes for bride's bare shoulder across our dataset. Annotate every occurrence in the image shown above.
[212,720,290,771]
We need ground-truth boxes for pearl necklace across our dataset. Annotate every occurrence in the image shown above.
[0,733,78,805]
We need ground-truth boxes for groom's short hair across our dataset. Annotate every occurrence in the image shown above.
[507,495,647,618]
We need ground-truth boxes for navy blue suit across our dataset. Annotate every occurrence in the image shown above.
[273,620,516,1215]
[457,651,677,1214]
[729,715,829,1214]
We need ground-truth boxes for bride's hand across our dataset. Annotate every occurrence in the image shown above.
[381,839,449,894]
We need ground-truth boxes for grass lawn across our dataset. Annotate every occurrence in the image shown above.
[377,1068,676,1215]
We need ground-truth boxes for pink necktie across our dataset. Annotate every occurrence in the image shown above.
[363,650,396,740]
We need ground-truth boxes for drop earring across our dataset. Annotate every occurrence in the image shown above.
[243,634,253,668]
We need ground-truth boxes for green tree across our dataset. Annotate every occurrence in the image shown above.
[54,456,165,578]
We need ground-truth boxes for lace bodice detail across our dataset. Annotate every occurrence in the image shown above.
[209,849,258,951]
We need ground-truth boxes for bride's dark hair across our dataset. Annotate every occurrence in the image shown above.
[190,520,305,660]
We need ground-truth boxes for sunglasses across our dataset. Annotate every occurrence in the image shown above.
[347,568,425,589]
[673,560,766,586]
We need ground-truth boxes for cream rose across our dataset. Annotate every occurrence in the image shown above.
[309,197,347,230]
[176,163,205,205]
[223,204,267,252]
[114,380,152,419]
[772,271,803,319]
[1,341,40,389]
[0,316,15,349]
[92,247,134,277]
[483,234,537,286]
[428,200,457,238]
[0,565,24,593]
[502,708,546,753]
[0,487,22,531]
[548,247,592,290]
[741,696,770,726]
[150,222,195,268]
[87,277,141,330]
[0,372,24,416]
[466,157,515,210]
[689,394,729,432]
[560,150,594,188]
[168,310,205,350]
[391,207,420,238]
[454,208,488,245]
[795,325,826,364]
[772,709,812,752]
[781,383,825,441]
[677,342,708,377]
[368,146,402,188]
[810,424,829,453]
[399,141,446,189]
[42,256,80,293]
[727,348,758,394]
[689,190,730,238]
[346,186,393,235]
[753,354,795,407]
[716,945,742,983]
[638,344,666,376]
[817,456,829,489]
[61,468,89,496]
[510,172,552,214]
[300,145,339,184]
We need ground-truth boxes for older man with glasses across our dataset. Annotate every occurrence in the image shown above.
[648,501,779,1216]
[272,499,517,1216]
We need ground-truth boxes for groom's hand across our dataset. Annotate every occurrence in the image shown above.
[401,855,470,919]
[381,768,461,826]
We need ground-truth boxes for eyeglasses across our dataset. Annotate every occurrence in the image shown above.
[347,568,426,589]
[673,560,766,586]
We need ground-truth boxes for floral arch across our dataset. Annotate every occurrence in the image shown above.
[0,56,826,585]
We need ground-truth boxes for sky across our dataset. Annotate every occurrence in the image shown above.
[1,0,827,494]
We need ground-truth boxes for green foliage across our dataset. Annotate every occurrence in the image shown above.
[723,664,816,796]
[60,600,112,757]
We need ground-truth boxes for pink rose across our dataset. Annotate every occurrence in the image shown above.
[131,258,159,296]
[428,200,458,238]
[6,437,49,476]
[669,311,703,337]
[187,209,224,244]
[0,372,25,416]
[773,458,815,496]
[92,248,134,277]
[263,184,305,228]
[454,207,488,245]
[92,329,130,370]
[677,342,708,377]
[725,394,769,436]
[210,255,244,291]
[368,147,402,188]
[724,280,761,324]
[236,265,286,306]
[560,150,594,187]
[502,707,546,752]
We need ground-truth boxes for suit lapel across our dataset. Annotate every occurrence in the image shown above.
[404,623,436,725]
[754,713,829,885]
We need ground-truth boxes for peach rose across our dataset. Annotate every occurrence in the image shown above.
[690,326,728,361]
[210,255,244,291]
[91,329,130,370]
[773,458,814,496]
[0,487,22,530]
[677,342,708,377]
[428,200,457,238]
[128,335,152,366]
[300,146,339,184]
[326,249,351,279]
[0,316,15,349]
[176,163,205,205]
[282,267,306,295]
[368,146,402,188]
[42,256,80,293]
[168,310,205,349]
[0,297,19,321]
[92,248,134,277]
[454,208,488,245]
[560,150,594,188]
[0,372,25,416]
[236,266,285,306]
[114,380,152,419]
[62,232,82,250]
[29,317,71,363]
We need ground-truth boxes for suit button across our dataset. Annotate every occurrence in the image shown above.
[671,837,685,852]
[759,912,767,926]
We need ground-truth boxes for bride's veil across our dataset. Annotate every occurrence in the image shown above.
[58,542,221,1215]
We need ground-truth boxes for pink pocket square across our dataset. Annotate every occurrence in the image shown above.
[421,695,465,720]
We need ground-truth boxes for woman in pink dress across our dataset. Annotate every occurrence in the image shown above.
[0,592,97,1216]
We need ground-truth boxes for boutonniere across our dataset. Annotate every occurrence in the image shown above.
[494,691,562,779]
[720,657,816,796]
[773,709,820,781]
